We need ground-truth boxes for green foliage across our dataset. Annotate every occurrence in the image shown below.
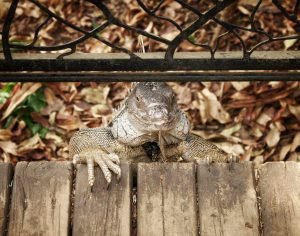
[0,83,15,104]
[23,115,48,138]
[4,86,48,138]
[188,34,196,44]
[26,88,47,112]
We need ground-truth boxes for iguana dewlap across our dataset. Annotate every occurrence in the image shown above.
[69,82,236,186]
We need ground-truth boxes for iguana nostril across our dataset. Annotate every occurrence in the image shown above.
[149,107,168,121]
[154,112,163,119]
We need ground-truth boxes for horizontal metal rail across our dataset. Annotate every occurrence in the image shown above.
[1,0,299,80]
[0,71,299,82]
[0,52,300,72]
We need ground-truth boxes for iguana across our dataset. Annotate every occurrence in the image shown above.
[69,82,237,186]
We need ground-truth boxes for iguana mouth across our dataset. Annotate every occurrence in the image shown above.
[137,114,177,131]
[130,105,178,131]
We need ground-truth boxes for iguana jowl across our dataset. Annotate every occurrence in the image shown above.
[69,82,236,186]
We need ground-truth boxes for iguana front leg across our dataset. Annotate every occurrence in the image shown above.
[69,127,146,186]
[164,134,238,164]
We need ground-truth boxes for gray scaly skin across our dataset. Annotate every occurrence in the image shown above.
[69,82,237,186]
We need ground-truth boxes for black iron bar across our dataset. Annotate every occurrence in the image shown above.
[0,71,299,82]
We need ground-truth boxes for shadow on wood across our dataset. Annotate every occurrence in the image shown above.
[0,163,13,236]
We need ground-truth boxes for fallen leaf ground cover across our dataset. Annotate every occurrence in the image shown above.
[0,0,299,164]
[0,81,299,165]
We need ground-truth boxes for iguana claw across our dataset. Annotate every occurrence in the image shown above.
[73,150,121,187]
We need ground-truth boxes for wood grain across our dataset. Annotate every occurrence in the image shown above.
[8,161,73,236]
[0,163,13,236]
[72,162,131,236]
[258,162,300,236]
[137,163,197,236]
[197,162,259,236]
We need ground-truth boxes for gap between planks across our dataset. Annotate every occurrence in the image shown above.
[0,163,13,236]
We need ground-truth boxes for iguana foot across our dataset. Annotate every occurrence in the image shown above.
[178,134,240,165]
[73,150,121,186]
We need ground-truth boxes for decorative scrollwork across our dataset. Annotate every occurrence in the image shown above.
[1,0,299,61]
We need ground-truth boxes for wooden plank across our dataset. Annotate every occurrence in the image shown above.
[8,161,73,236]
[137,163,197,236]
[0,163,13,236]
[258,162,300,236]
[72,162,131,236]
[197,162,259,236]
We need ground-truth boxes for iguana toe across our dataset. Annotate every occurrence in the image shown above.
[73,150,121,186]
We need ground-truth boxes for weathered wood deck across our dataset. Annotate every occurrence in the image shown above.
[1,161,300,236]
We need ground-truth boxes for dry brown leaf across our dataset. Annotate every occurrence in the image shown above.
[0,141,18,155]
[231,91,256,101]
[73,101,91,111]
[291,132,300,152]
[265,124,280,148]
[198,88,231,124]
[56,146,69,160]
[1,83,42,121]
[90,104,111,118]
[284,39,298,50]
[42,88,64,114]
[256,112,272,126]
[0,129,13,141]
[288,105,300,121]
[40,99,64,116]
[241,146,253,161]
[161,32,178,41]
[17,134,45,155]
[238,0,260,6]
[56,114,83,130]
[221,123,241,137]
[80,86,110,104]
[287,152,300,161]
[216,142,244,156]
[231,82,250,91]
[128,11,147,25]
[0,0,9,19]
[31,112,50,127]
[263,148,277,161]
[177,86,192,106]
[279,144,291,161]
[45,132,63,144]
[192,130,241,143]
[253,155,264,167]
[252,125,264,138]
[29,150,49,160]
[237,6,251,15]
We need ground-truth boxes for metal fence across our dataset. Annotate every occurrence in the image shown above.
[0,0,299,81]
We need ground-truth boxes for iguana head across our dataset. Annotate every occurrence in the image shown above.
[127,82,179,131]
